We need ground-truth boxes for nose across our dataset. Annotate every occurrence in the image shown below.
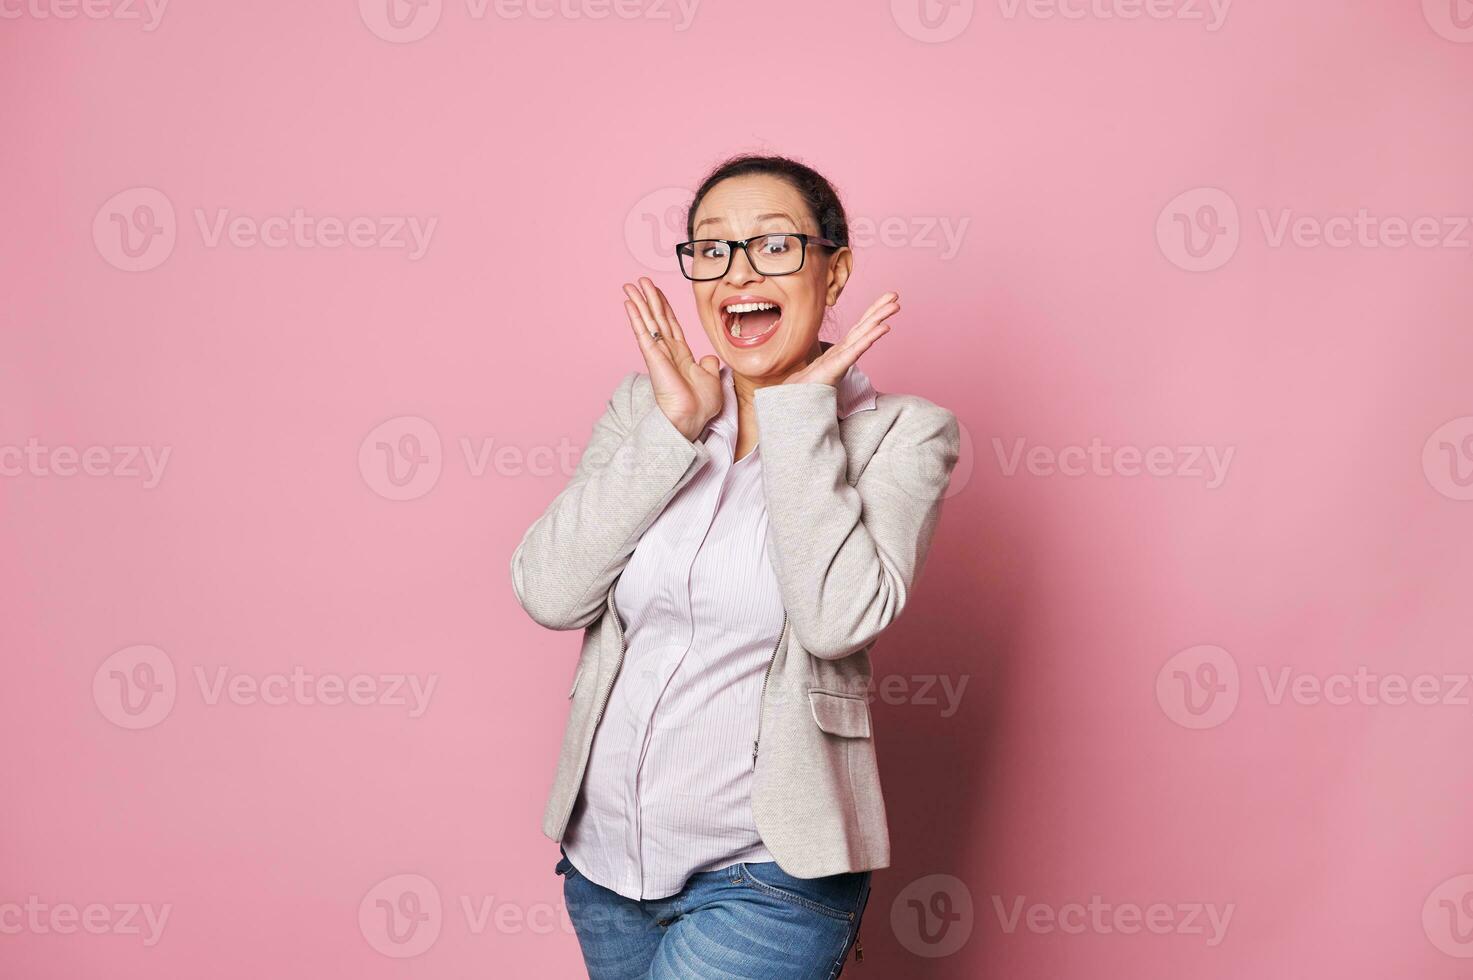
[723,245,764,287]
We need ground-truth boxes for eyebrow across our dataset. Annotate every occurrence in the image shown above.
[694,211,797,232]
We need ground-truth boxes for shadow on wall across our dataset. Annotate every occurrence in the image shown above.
[864,488,1030,979]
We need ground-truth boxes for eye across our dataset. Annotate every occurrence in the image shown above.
[758,236,791,255]
[699,242,730,259]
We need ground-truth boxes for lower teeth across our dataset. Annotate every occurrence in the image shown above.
[728,312,778,339]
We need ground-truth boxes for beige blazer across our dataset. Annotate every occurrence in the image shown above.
[510,369,960,878]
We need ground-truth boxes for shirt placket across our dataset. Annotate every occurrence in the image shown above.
[621,428,733,898]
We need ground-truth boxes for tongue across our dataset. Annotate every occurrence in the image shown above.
[737,308,780,336]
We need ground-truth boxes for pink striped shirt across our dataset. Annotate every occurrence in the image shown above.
[562,361,879,900]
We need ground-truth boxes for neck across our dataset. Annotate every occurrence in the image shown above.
[731,338,830,415]
[729,339,829,461]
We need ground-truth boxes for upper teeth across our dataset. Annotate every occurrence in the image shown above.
[726,302,777,314]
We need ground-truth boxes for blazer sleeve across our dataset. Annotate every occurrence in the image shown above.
[752,383,960,660]
[509,370,712,631]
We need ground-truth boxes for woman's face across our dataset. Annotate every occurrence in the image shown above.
[687,174,851,382]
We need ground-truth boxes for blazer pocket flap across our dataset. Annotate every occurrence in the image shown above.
[807,690,872,738]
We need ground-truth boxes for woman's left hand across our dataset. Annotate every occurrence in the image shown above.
[781,292,899,387]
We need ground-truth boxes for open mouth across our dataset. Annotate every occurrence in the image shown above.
[720,296,783,348]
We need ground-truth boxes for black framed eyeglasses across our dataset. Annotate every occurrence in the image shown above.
[675,233,840,281]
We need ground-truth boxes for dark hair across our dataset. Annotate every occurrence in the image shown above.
[685,154,850,247]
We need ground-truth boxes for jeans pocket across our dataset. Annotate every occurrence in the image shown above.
[738,863,867,922]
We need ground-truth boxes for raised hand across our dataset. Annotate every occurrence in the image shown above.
[782,292,899,388]
[622,277,724,442]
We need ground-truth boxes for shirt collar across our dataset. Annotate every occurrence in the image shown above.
[704,361,878,440]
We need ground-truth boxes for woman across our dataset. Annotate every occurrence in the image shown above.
[510,154,960,979]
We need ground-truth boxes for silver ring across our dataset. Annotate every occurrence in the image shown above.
[650,330,662,341]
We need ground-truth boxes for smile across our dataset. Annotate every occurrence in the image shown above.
[719,295,783,349]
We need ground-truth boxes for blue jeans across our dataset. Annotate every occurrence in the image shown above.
[556,848,871,979]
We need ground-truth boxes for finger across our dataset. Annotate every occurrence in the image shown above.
[824,319,892,377]
[637,278,693,366]
[622,283,672,353]
[833,300,899,355]
[622,282,657,332]
[624,299,676,374]
[853,294,901,333]
[809,300,896,382]
[641,278,693,352]
[854,291,898,326]
[856,296,901,331]
[841,292,897,341]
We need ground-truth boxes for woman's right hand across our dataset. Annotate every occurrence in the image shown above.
[622,278,723,442]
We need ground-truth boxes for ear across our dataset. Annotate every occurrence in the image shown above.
[823,247,853,307]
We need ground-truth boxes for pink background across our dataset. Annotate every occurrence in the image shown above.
[3,1,1472,976]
